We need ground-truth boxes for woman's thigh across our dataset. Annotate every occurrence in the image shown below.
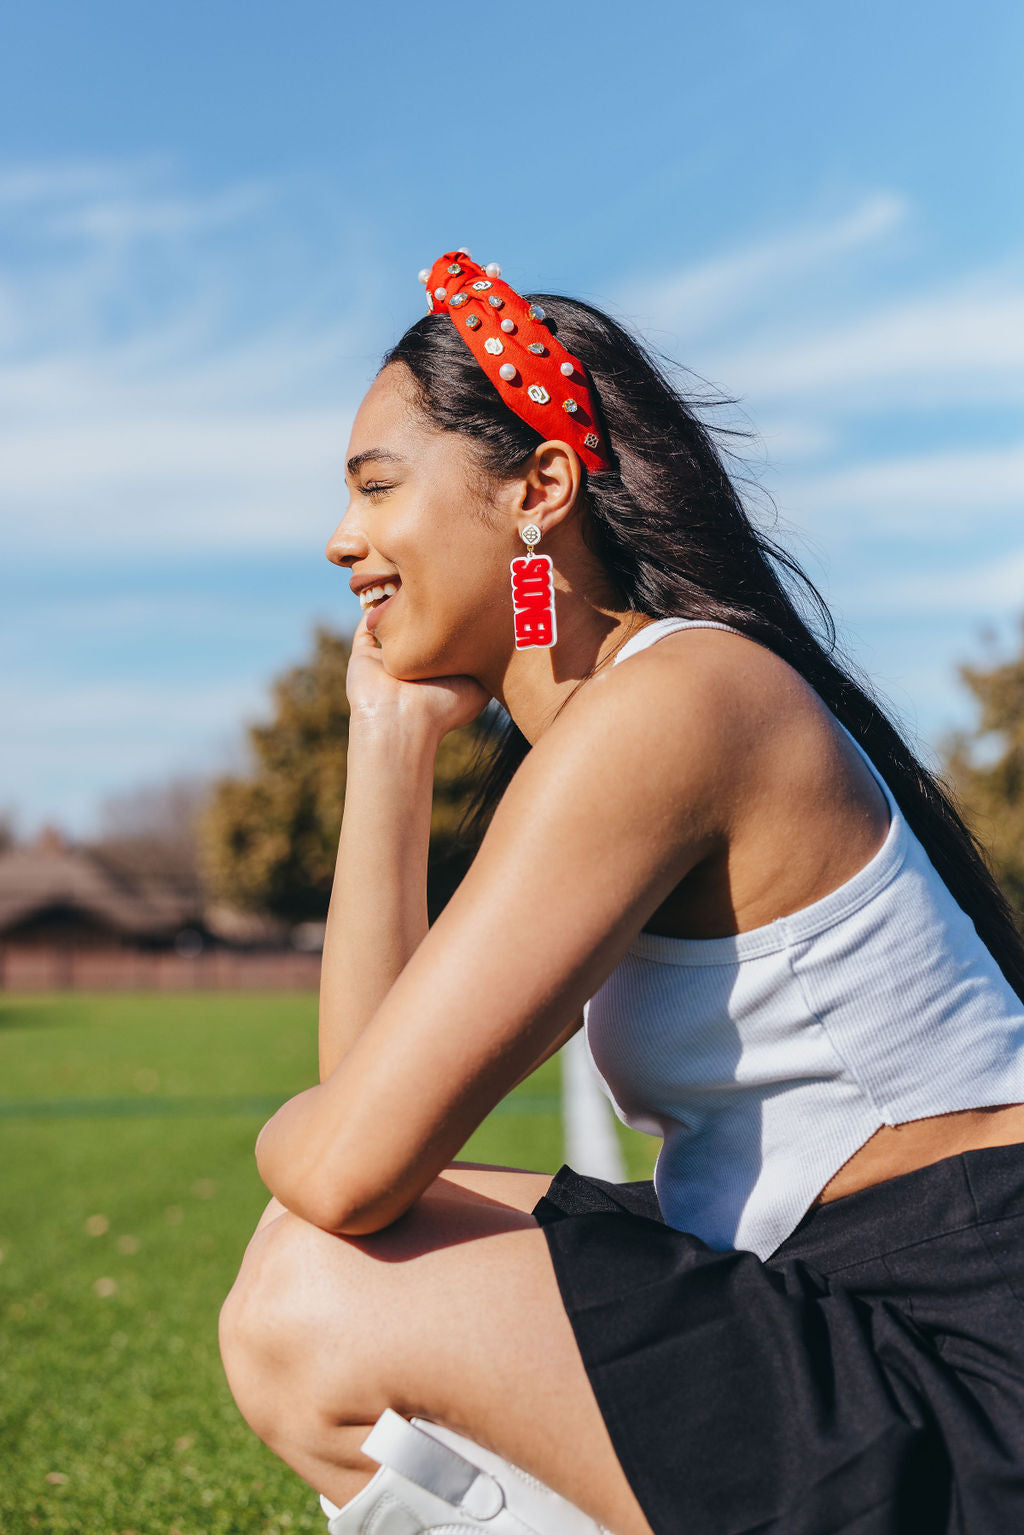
[224,1164,653,1535]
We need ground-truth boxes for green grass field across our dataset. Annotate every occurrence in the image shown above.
[0,993,656,1535]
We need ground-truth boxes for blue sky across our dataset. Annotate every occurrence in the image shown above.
[2,0,1022,836]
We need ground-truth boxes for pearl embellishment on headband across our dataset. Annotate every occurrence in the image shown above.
[500,317,515,332]
[560,361,574,376]
[434,287,447,300]
[418,269,430,284]
[485,262,502,278]
[499,363,517,382]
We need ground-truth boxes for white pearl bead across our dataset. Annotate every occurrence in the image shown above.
[418,269,430,285]
[433,287,447,301]
[560,361,574,376]
[500,318,515,332]
[485,261,502,278]
[457,246,472,258]
[498,363,517,382]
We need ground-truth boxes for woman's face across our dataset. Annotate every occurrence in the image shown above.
[326,363,517,682]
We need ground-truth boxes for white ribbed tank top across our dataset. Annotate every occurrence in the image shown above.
[584,618,1024,1258]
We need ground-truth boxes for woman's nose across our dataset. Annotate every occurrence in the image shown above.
[325,506,369,568]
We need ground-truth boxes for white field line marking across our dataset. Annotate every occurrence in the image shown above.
[563,1029,626,1183]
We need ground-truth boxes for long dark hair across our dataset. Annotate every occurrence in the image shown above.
[382,294,1024,1004]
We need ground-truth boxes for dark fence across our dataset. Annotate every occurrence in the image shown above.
[0,944,321,991]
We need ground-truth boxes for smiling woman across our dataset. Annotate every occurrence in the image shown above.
[217,249,1024,1535]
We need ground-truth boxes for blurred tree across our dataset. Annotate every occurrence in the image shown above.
[0,808,17,853]
[86,776,209,905]
[943,618,1024,917]
[200,626,490,923]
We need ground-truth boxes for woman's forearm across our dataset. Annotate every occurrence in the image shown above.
[318,718,440,1078]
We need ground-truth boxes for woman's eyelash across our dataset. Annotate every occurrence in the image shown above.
[359,481,393,498]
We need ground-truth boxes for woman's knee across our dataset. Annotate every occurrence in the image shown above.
[219,1210,359,1443]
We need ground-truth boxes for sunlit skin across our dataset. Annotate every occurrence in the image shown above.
[218,359,1024,1532]
[326,363,642,743]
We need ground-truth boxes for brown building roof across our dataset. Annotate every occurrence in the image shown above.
[0,833,196,940]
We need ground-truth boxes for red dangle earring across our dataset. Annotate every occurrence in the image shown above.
[510,524,557,649]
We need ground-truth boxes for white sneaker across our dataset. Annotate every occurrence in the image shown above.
[319,1408,611,1533]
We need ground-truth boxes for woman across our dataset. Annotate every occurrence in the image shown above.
[218,249,1024,1535]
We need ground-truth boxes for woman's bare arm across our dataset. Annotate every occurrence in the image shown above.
[321,717,581,1083]
[258,639,742,1233]
[316,618,492,1078]
[508,1011,584,1090]
[318,717,438,1079]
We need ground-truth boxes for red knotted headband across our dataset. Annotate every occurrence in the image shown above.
[418,248,613,474]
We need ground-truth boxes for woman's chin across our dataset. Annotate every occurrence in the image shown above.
[381,642,471,687]
[373,611,484,683]
[376,639,434,683]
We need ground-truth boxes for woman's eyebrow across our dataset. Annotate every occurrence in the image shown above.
[345,448,407,478]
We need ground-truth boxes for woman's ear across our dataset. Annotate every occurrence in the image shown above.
[517,440,582,538]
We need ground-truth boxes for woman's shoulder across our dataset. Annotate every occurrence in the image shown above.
[611,618,791,681]
[527,621,812,827]
[588,622,891,849]
[565,620,812,754]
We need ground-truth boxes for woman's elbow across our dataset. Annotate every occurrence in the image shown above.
[256,1152,409,1236]
[253,1094,421,1235]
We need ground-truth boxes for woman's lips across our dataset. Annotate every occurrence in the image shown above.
[365,587,398,633]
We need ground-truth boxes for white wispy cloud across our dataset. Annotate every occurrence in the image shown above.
[848,545,1024,614]
[720,273,1024,407]
[616,193,910,342]
[0,673,266,830]
[0,161,376,558]
[5,675,265,738]
[784,440,1024,537]
[625,197,1024,410]
[623,201,1023,553]
[0,159,145,208]
[1,410,349,550]
[0,157,271,241]
[50,183,273,244]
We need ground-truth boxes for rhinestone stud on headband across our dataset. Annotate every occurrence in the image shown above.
[416,249,612,473]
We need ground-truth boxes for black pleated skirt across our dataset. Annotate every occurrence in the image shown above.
[532,1142,1024,1535]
